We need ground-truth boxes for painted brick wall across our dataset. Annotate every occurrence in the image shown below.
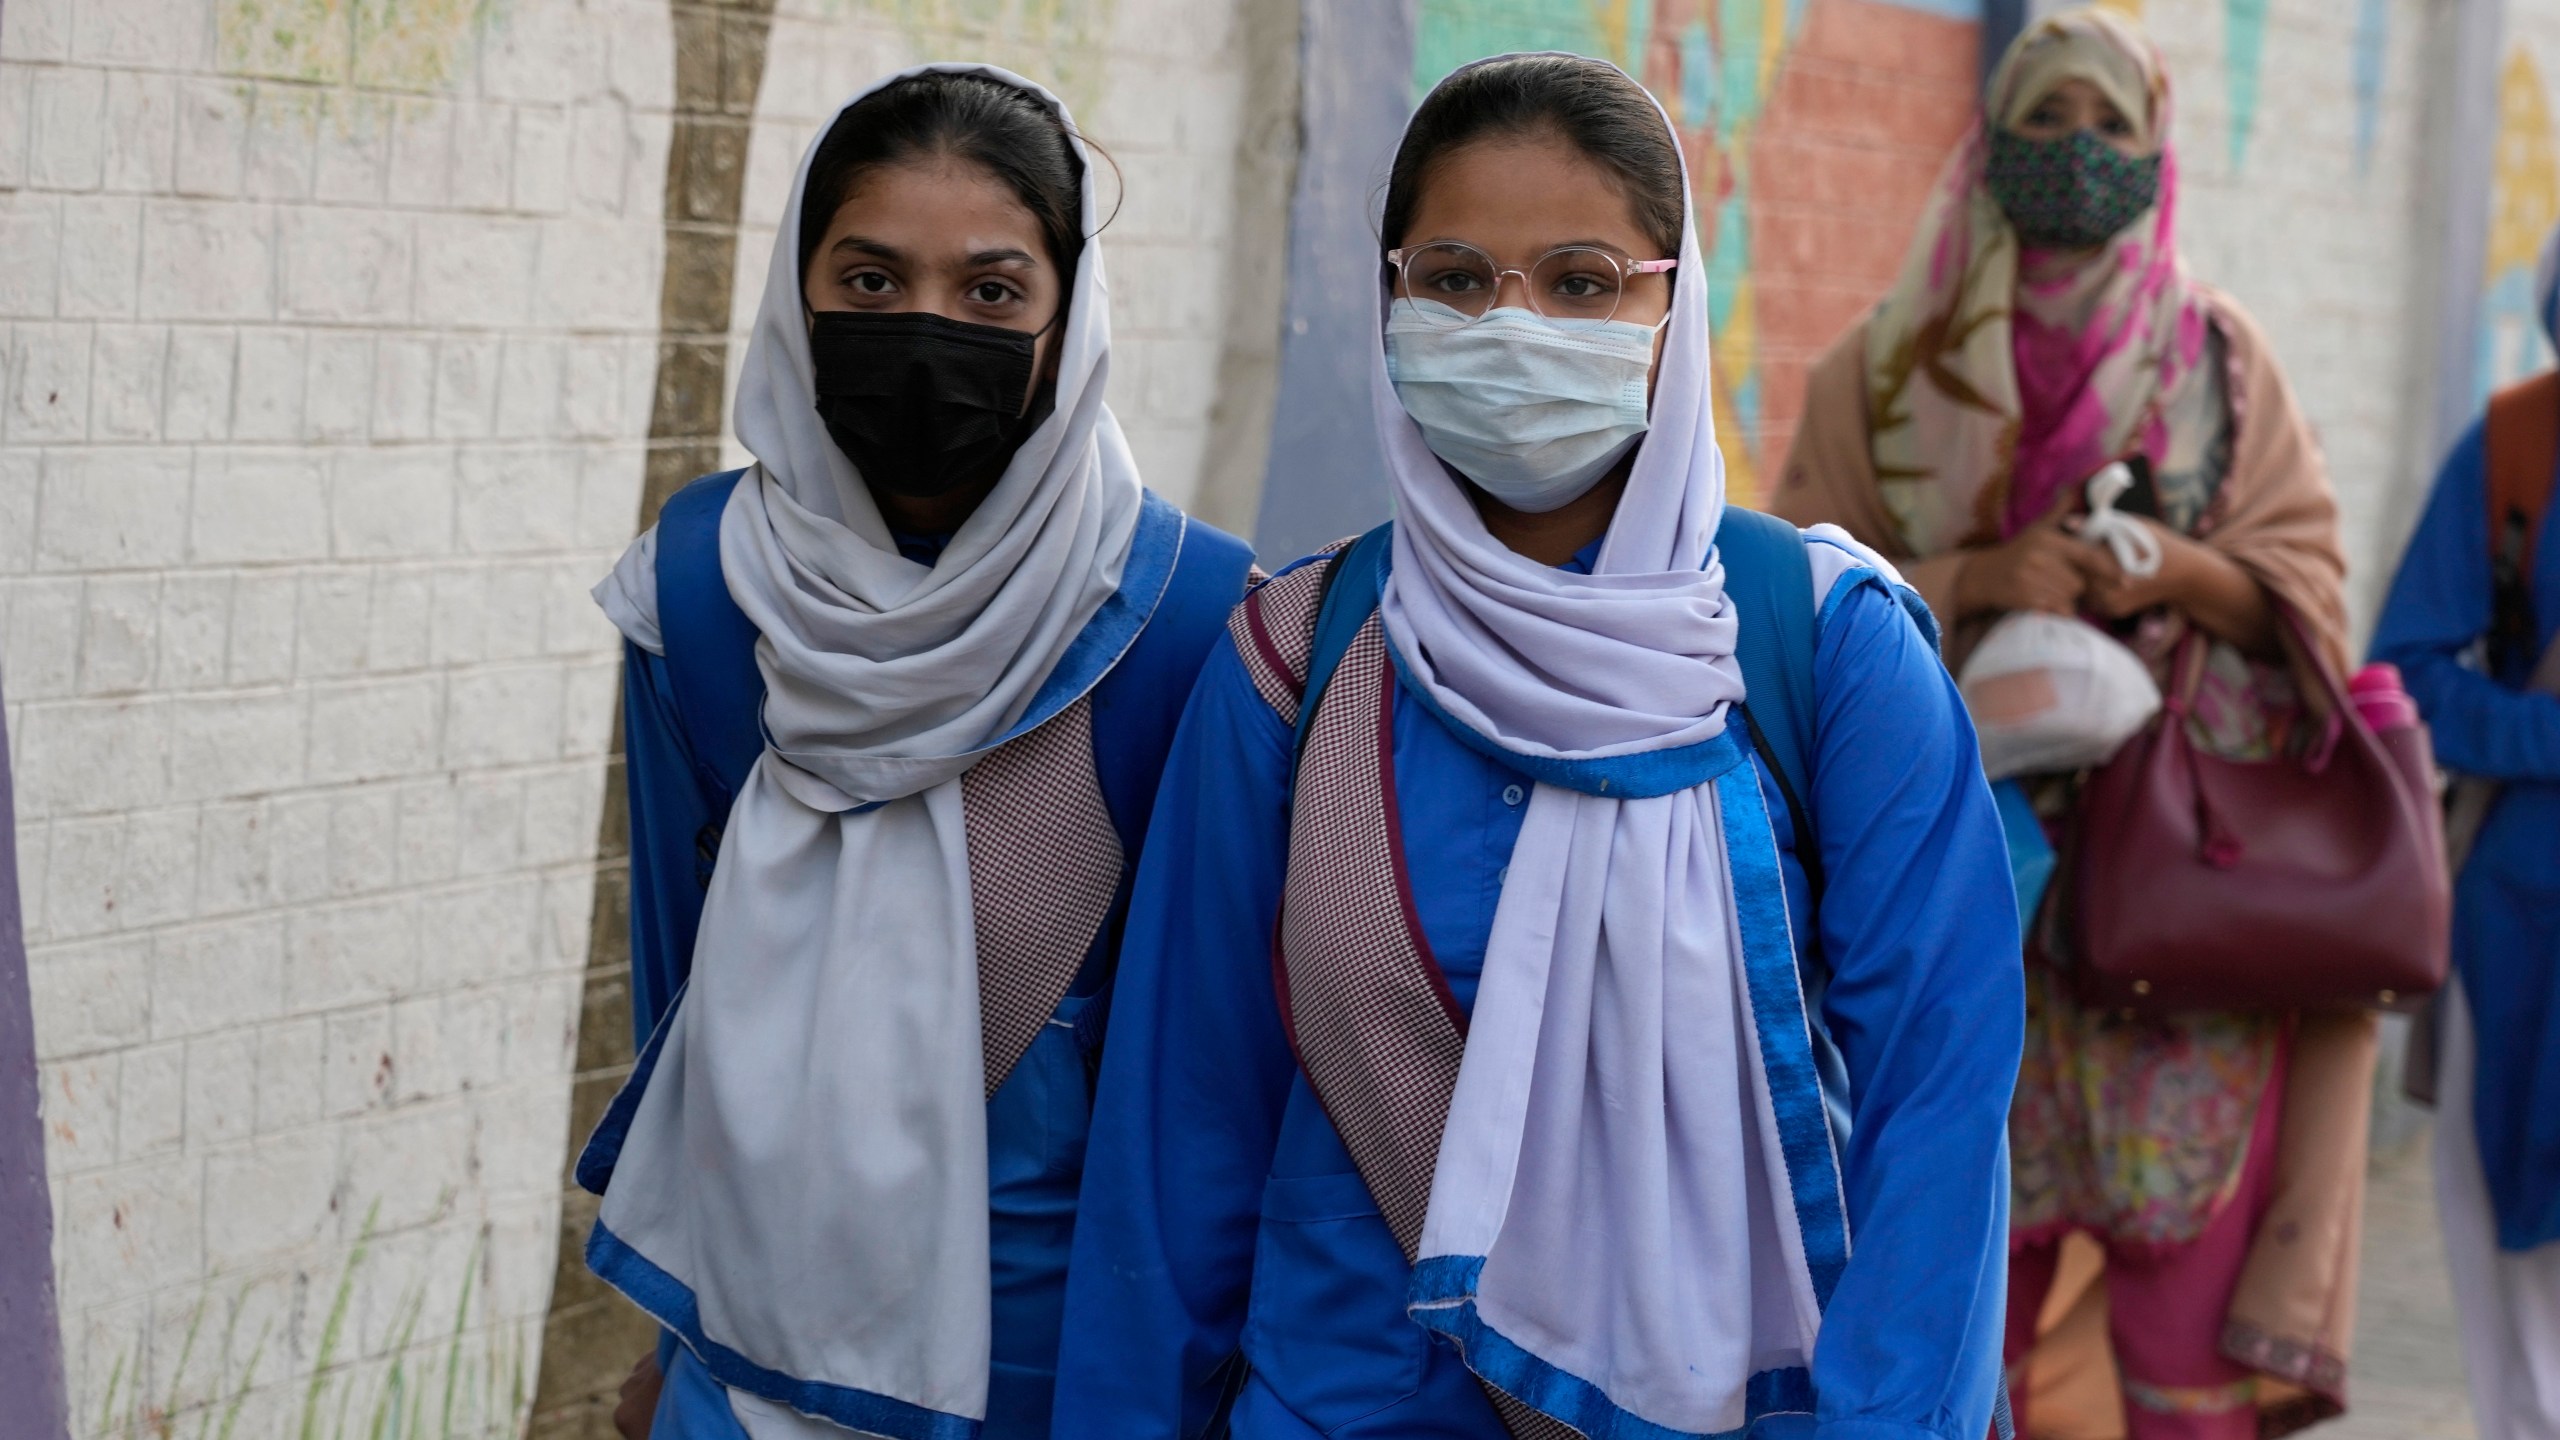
[0,0,673,1433]
[2484,0,2560,396]
[0,1,1289,1435]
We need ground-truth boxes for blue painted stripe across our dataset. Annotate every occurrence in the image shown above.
[1408,1255,1816,1438]
[587,1219,983,1440]
[1717,752,1853,1307]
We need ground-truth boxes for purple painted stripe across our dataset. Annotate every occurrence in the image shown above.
[1250,0,1418,562]
[0,675,71,1438]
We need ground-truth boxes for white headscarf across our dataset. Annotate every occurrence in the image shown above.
[589,64,1142,1437]
[1383,56,1832,1434]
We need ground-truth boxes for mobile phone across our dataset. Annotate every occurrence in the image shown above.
[2111,454,2161,519]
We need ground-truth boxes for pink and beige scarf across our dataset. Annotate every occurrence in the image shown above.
[1864,9,2213,553]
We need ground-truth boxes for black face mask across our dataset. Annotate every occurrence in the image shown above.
[808,310,1052,499]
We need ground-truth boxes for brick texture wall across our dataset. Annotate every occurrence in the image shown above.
[0,1,1287,1435]
[2108,0,2438,635]
[0,0,677,1432]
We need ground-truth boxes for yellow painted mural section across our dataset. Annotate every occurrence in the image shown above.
[2483,45,2560,391]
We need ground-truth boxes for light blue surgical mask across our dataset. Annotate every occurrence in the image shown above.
[1384,303,1658,513]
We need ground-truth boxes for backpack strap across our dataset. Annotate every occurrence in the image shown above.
[649,467,1150,1097]
[1714,506,1824,906]
[2485,371,2560,670]
[1296,524,1396,760]
[1247,514,1823,875]
[1226,534,1362,726]
[654,469,764,807]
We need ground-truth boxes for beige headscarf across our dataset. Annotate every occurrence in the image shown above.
[1863,9,2209,556]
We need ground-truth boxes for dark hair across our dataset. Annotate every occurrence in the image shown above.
[798,73,1088,291]
[1380,55,1685,259]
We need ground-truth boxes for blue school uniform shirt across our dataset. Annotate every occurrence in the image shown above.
[2371,417,2560,1251]
[615,500,1254,1438]
[1054,537,2023,1440]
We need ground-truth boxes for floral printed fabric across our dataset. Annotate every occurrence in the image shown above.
[2011,967,2280,1248]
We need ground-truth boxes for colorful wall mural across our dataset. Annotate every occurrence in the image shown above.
[2481,43,2560,401]
[1409,0,1985,502]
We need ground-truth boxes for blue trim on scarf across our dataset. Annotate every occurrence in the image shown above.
[993,491,1185,748]
[574,979,686,1196]
[587,1219,982,1440]
[1718,741,1854,1307]
[1389,656,1750,798]
[1407,1255,1815,1439]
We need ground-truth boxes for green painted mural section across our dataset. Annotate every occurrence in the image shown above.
[2224,0,2268,169]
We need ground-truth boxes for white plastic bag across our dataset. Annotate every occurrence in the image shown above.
[1958,611,2163,780]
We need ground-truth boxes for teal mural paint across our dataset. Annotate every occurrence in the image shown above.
[2353,0,2388,175]
[2226,0,2269,170]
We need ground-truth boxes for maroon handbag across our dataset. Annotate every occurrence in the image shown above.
[2072,619,2450,1015]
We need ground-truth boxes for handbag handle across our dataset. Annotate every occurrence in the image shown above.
[2161,602,2353,868]
[2271,603,2354,773]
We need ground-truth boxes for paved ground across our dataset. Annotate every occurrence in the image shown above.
[2325,1125,2475,1439]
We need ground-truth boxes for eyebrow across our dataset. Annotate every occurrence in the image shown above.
[1412,236,1642,259]
[827,236,1038,269]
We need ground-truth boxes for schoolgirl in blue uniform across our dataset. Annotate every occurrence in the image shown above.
[1055,54,2022,1440]
[2372,225,2560,1440]
[576,65,1252,1440]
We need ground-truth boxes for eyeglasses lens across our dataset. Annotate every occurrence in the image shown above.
[1396,244,1628,330]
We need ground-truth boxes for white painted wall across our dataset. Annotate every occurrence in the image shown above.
[0,1,1277,1435]
[0,0,673,1432]
[2078,0,2438,639]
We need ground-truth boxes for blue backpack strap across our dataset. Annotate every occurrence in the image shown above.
[1087,506,1257,852]
[653,469,765,812]
[1715,505,1823,903]
[1291,522,1397,763]
[1290,511,1821,887]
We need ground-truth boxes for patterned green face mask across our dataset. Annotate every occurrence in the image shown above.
[1985,127,2163,250]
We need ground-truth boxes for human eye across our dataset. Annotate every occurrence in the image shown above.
[2098,107,2135,139]
[845,268,897,298]
[1551,270,1615,300]
[964,275,1030,313]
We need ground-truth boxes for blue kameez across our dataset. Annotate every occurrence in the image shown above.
[2372,417,2560,1252]
[1053,548,2024,1440]
[613,505,1253,1438]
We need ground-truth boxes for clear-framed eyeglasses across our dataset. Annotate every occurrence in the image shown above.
[1386,242,1679,332]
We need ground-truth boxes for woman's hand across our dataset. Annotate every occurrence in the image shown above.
[1953,493,2107,618]
[614,1350,663,1440]
[2079,516,2282,658]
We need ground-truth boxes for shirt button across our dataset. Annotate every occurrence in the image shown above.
[1501,784,1525,807]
